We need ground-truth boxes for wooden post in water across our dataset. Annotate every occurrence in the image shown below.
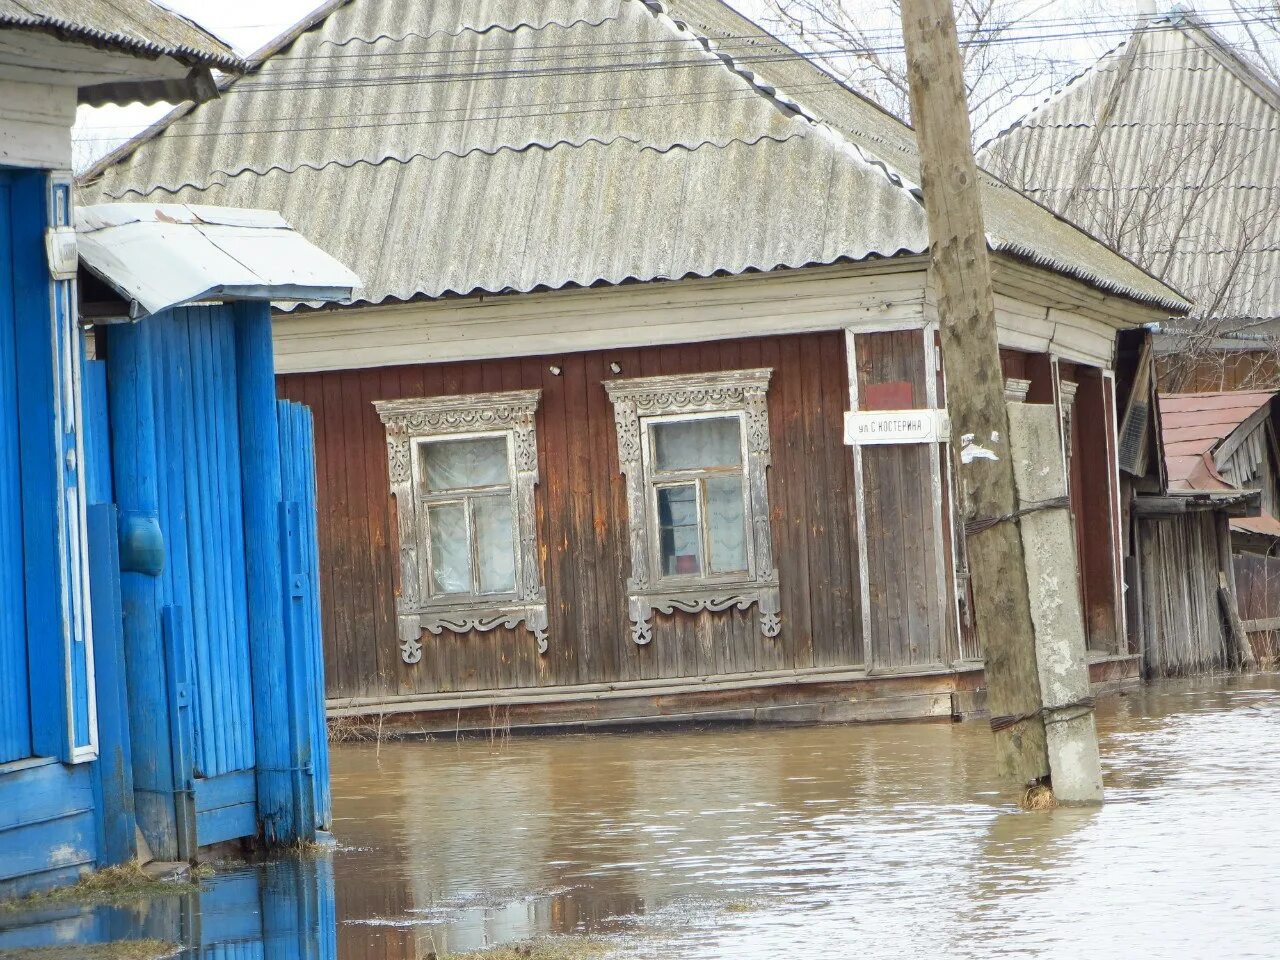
[898,0,1049,789]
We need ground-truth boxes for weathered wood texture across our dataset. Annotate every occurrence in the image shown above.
[1137,512,1227,676]
[278,333,875,702]
[1234,550,1280,664]
[855,330,946,668]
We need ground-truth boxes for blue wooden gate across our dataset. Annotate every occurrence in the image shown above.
[0,172,30,765]
[149,307,259,848]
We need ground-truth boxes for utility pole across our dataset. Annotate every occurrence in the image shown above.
[898,0,1049,791]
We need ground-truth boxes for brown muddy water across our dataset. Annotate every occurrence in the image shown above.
[3,676,1278,959]
[332,676,1280,959]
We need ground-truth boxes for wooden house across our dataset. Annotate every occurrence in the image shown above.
[84,0,1190,733]
[0,1,356,894]
[978,8,1280,391]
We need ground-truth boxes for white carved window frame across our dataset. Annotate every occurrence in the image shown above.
[604,369,781,645]
[373,390,548,664]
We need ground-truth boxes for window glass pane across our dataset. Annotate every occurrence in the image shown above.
[652,417,742,472]
[429,502,471,594]
[474,495,517,594]
[706,475,748,574]
[658,484,701,576]
[422,436,509,492]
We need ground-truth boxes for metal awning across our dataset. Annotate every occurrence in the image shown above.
[75,203,361,320]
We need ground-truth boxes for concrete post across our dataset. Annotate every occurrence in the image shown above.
[1007,402,1104,805]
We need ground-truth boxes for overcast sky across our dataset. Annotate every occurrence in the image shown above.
[71,0,1157,170]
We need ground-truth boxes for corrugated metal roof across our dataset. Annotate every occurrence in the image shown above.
[1159,389,1276,487]
[82,0,1187,312]
[979,12,1280,327]
[0,0,241,69]
[77,203,361,317]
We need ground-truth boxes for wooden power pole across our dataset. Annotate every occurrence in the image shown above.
[899,0,1049,789]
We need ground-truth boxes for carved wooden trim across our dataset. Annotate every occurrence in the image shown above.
[1003,377,1031,403]
[374,389,548,662]
[604,369,780,644]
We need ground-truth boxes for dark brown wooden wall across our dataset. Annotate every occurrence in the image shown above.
[279,333,875,701]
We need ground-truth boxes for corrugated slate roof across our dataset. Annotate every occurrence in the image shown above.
[979,11,1280,328]
[82,0,1187,311]
[0,0,240,69]
[1159,389,1276,487]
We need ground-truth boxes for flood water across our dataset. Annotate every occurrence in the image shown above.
[3,676,1279,959]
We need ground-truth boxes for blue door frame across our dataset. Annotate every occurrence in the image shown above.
[2,182,331,893]
[0,167,101,897]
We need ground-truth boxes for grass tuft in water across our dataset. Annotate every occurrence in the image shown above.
[0,864,200,913]
[434,936,616,960]
[0,939,178,960]
[1021,782,1058,810]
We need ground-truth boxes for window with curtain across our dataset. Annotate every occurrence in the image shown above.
[651,416,750,579]
[375,390,548,664]
[605,369,781,645]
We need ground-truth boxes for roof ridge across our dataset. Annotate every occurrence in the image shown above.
[664,0,1187,310]
[637,1,925,196]
[980,10,1280,155]
[1169,7,1280,115]
[978,28,1137,153]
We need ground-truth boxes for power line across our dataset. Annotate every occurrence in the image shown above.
[71,8,1280,144]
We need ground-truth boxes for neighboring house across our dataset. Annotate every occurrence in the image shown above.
[85,0,1189,732]
[1159,389,1280,663]
[0,4,358,897]
[978,8,1280,391]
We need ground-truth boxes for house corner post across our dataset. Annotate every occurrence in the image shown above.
[105,320,179,859]
[233,300,299,845]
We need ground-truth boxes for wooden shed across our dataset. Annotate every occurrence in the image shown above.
[84,0,1190,732]
[1153,390,1280,667]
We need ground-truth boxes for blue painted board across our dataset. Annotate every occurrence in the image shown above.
[86,501,136,867]
[194,770,256,814]
[0,757,95,832]
[106,318,179,860]
[0,759,98,888]
[234,302,296,844]
[0,170,30,764]
[196,801,258,849]
[278,401,331,831]
[0,811,97,882]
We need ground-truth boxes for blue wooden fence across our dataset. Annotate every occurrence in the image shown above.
[278,400,331,831]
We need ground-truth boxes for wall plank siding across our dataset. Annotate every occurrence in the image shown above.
[279,332,881,702]
[853,330,945,670]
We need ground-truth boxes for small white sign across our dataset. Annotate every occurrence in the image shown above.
[844,409,950,445]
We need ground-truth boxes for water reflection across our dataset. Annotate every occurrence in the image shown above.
[0,858,335,958]
[3,676,1278,959]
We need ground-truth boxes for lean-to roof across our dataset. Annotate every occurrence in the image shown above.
[979,11,1280,331]
[0,0,240,70]
[83,0,1186,312]
[1160,389,1276,488]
